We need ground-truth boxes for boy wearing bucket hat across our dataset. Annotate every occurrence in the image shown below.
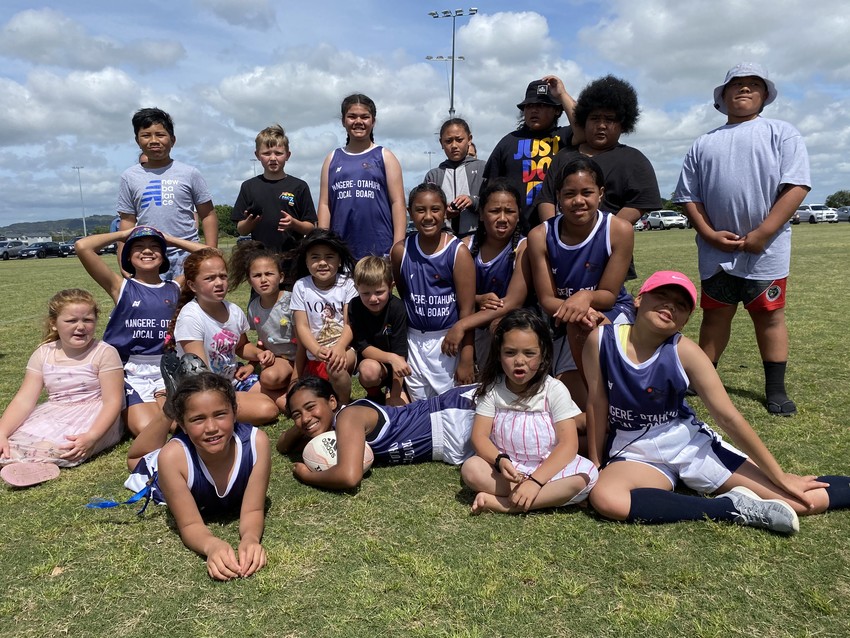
[674,63,810,416]
[482,76,579,228]
[76,227,206,435]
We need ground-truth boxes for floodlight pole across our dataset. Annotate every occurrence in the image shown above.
[72,166,88,236]
[428,8,477,118]
[424,151,436,169]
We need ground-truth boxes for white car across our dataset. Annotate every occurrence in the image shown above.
[646,210,689,230]
[797,204,838,224]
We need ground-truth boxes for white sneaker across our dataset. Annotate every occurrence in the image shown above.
[720,486,800,535]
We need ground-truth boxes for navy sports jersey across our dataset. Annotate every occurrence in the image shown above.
[102,278,179,361]
[173,421,258,512]
[338,385,476,465]
[472,238,524,298]
[327,146,394,260]
[544,212,633,318]
[399,234,461,332]
[598,324,699,432]
[127,421,258,510]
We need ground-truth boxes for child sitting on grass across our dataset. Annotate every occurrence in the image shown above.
[584,271,850,534]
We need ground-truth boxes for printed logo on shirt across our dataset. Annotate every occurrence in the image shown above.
[141,179,181,210]
[132,300,141,307]
[279,192,296,207]
[512,135,563,207]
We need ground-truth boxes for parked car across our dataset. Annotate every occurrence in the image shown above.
[633,215,649,231]
[790,210,800,225]
[835,206,850,222]
[0,240,25,260]
[797,204,838,224]
[19,241,66,259]
[59,241,76,256]
[646,210,688,230]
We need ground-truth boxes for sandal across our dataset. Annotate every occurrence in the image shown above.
[766,399,797,417]
[1,462,60,487]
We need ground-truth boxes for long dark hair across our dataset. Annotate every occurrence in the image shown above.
[285,376,338,417]
[475,308,553,401]
[468,178,526,258]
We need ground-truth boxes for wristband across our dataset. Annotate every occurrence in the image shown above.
[493,453,511,472]
[527,474,545,488]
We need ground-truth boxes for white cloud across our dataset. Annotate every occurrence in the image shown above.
[0,9,184,71]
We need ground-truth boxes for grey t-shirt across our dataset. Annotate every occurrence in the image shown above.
[674,117,810,280]
[117,160,212,249]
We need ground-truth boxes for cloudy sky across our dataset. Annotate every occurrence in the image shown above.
[1,0,848,228]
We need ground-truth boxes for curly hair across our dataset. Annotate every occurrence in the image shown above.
[165,248,226,351]
[228,240,284,292]
[574,75,640,135]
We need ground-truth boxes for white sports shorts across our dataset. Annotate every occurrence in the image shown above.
[607,418,748,494]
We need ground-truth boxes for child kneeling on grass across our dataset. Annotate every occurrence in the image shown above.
[126,371,270,581]
[583,271,850,534]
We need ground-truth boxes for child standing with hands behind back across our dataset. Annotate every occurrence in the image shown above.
[461,309,597,514]
[391,183,476,400]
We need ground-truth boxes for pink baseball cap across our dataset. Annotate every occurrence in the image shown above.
[638,271,697,309]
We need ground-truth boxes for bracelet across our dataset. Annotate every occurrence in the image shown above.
[526,474,545,488]
[493,453,511,472]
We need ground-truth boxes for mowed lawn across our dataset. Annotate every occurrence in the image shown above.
[1,226,849,638]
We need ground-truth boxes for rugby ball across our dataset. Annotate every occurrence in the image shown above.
[301,431,374,472]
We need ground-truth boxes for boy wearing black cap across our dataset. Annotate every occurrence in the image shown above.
[482,76,578,228]
[674,63,811,416]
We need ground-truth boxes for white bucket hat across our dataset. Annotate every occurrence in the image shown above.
[713,62,777,114]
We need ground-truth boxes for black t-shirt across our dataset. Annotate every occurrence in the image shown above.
[533,144,661,217]
[348,295,408,360]
[231,174,317,255]
[482,124,573,229]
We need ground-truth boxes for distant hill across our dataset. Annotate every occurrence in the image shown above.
[0,215,115,239]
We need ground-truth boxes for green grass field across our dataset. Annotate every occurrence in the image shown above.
[1,227,849,637]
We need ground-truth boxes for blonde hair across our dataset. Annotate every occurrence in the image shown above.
[255,124,289,152]
[353,255,393,288]
[43,289,99,344]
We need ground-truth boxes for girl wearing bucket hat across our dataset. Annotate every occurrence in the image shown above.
[76,227,206,435]
[674,63,810,416]
[482,75,580,228]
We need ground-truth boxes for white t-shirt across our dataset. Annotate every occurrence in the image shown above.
[674,117,811,280]
[290,274,357,360]
[174,300,248,380]
[476,375,580,421]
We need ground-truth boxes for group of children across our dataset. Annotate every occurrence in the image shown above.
[1,63,848,583]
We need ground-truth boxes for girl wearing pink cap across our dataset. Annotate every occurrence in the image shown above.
[583,270,850,534]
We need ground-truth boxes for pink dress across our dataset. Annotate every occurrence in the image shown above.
[2,340,123,467]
